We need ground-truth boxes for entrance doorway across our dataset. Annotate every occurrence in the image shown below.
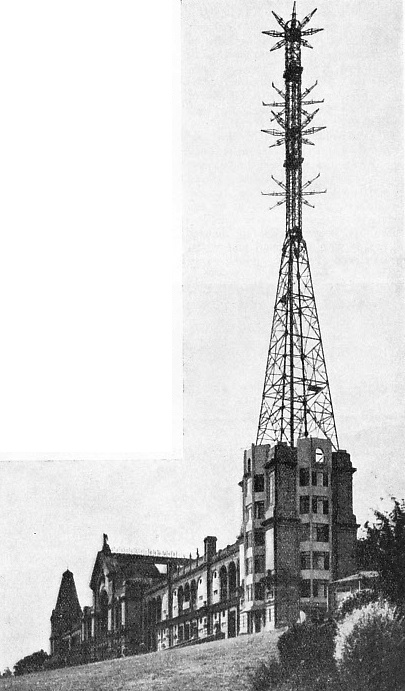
[228,610,236,638]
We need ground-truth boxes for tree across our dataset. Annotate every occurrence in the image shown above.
[13,649,49,676]
[357,499,405,605]
[2,668,12,677]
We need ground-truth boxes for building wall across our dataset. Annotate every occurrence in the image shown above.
[50,436,358,666]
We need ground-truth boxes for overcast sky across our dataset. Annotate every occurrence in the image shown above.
[1,0,404,674]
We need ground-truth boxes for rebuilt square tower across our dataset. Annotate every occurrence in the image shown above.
[239,438,357,632]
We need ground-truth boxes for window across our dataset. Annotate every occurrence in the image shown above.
[301,522,310,541]
[245,531,252,549]
[300,552,311,569]
[254,555,265,573]
[314,524,329,542]
[247,459,251,473]
[254,582,264,600]
[313,552,330,570]
[313,580,328,598]
[255,529,265,546]
[300,579,311,598]
[254,474,265,492]
[312,471,317,486]
[268,471,275,505]
[246,585,253,601]
[300,468,309,486]
[323,472,329,487]
[245,557,253,575]
[254,501,265,519]
[245,505,253,521]
[312,496,329,515]
[300,496,310,514]
[315,448,324,464]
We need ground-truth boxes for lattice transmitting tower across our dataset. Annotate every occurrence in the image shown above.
[257,4,339,450]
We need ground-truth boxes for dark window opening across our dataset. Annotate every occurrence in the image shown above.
[300,551,311,569]
[254,474,265,492]
[300,496,310,514]
[254,582,264,600]
[254,501,265,519]
[315,525,329,542]
[254,529,265,546]
[300,468,309,486]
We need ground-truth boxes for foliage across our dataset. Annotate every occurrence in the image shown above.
[277,620,336,676]
[357,499,405,605]
[1,668,12,677]
[250,659,284,691]
[335,599,405,691]
[337,588,378,620]
[13,649,49,676]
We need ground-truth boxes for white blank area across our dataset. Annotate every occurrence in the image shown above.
[0,1,180,455]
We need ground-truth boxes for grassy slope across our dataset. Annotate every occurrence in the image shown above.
[0,631,281,691]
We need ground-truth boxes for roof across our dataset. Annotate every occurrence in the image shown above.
[331,571,379,585]
[89,550,164,590]
[51,570,82,636]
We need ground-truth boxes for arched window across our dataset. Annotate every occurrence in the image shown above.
[228,562,237,596]
[219,565,228,601]
[99,590,108,634]
[156,596,162,622]
[178,586,184,615]
[190,580,197,610]
[315,448,324,464]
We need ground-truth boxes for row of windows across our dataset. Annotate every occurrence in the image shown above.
[245,530,265,549]
[300,579,328,599]
[301,523,330,542]
[300,496,329,515]
[245,462,265,487]
[245,555,265,575]
[245,582,265,601]
[245,501,265,521]
[300,551,330,570]
[299,468,329,487]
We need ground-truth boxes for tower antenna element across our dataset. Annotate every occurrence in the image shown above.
[257,6,338,450]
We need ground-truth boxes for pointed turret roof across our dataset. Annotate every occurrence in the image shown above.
[51,570,82,636]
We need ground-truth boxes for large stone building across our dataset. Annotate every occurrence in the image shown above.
[50,439,357,662]
[50,4,359,665]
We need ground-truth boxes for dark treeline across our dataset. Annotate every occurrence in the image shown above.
[13,649,49,676]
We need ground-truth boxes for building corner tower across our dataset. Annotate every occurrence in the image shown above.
[239,5,357,633]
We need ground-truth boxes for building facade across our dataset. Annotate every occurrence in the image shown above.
[50,439,357,663]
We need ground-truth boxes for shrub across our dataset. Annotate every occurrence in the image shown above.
[335,599,405,691]
[337,589,378,620]
[250,660,284,691]
[250,621,342,691]
[277,620,336,676]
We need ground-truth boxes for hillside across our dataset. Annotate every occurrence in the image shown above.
[0,631,281,691]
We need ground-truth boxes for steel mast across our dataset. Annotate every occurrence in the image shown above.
[257,4,339,450]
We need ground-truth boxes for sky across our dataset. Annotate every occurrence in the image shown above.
[0,0,404,675]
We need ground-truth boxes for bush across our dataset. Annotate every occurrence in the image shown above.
[335,599,405,691]
[250,660,284,691]
[337,589,378,620]
[277,620,336,676]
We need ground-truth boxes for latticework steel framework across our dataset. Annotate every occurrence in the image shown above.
[257,4,339,450]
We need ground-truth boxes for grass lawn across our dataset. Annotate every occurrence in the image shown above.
[0,631,281,691]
